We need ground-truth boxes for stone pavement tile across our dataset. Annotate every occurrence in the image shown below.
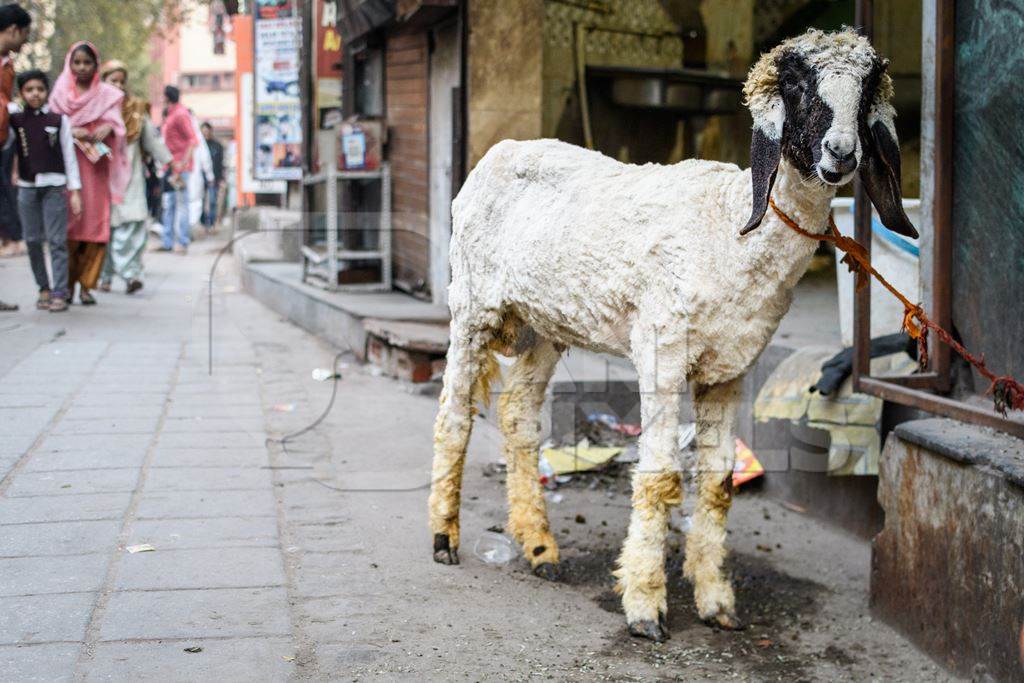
[114,547,285,590]
[70,393,168,407]
[0,643,80,682]
[157,432,266,449]
[38,435,153,454]
[81,637,296,682]
[289,523,370,555]
[61,404,165,421]
[0,592,96,644]
[0,456,20,478]
[0,554,109,596]
[0,520,122,557]
[135,490,277,520]
[22,450,148,472]
[149,448,269,469]
[0,433,40,453]
[5,469,140,497]
[99,587,291,640]
[289,550,370,599]
[0,492,132,524]
[160,417,267,434]
[128,517,279,550]
[164,403,265,419]
[50,418,161,436]
[143,467,271,492]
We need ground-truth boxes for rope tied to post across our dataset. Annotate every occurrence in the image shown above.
[768,197,1024,416]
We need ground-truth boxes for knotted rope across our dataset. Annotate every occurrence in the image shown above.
[769,197,1024,416]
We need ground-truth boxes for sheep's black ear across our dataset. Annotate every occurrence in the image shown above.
[860,120,919,239]
[740,127,782,235]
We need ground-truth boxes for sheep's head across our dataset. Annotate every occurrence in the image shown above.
[740,28,918,238]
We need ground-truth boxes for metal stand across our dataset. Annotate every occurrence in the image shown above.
[301,131,392,291]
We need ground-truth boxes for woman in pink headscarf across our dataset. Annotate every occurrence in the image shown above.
[48,42,129,305]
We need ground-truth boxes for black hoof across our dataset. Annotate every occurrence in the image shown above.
[702,611,744,631]
[532,562,559,581]
[432,533,459,565]
[628,612,670,642]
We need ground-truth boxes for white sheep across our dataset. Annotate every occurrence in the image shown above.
[428,28,918,641]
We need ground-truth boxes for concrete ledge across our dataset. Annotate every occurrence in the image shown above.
[872,418,1024,679]
[241,261,449,357]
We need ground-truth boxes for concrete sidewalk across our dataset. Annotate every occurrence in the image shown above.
[0,234,951,681]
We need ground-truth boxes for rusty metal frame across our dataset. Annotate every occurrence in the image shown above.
[851,0,1024,438]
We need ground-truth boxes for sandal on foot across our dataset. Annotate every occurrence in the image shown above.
[80,291,97,305]
[0,300,18,312]
[99,281,112,292]
[49,297,68,312]
[36,290,52,310]
[126,280,144,294]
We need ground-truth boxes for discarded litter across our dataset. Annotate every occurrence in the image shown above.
[546,492,564,504]
[781,501,808,514]
[541,440,622,476]
[126,544,155,554]
[732,438,764,487]
[311,368,341,382]
[538,454,557,490]
[271,403,295,413]
[587,412,642,437]
[282,655,296,662]
[677,423,697,451]
[473,531,514,565]
[183,646,202,653]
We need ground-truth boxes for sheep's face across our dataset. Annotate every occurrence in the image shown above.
[740,29,919,239]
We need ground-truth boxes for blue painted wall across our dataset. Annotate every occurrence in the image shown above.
[952,0,1024,387]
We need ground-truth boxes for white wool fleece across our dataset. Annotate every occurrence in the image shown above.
[448,138,836,388]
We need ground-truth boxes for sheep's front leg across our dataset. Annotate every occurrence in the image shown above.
[614,354,685,642]
[428,330,491,565]
[499,340,562,579]
[683,378,743,629]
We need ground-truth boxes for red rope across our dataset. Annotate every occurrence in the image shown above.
[769,198,1024,416]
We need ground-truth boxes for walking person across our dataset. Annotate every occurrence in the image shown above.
[199,121,224,232]
[98,61,170,294]
[10,70,82,312]
[47,42,128,306]
[0,3,31,312]
[159,85,197,254]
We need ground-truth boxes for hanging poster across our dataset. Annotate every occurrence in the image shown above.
[254,0,303,180]
[316,0,343,125]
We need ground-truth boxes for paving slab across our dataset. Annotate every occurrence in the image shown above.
[0,592,96,644]
[0,520,122,557]
[142,467,271,492]
[21,451,148,472]
[114,547,285,591]
[134,489,277,520]
[81,637,297,682]
[50,418,162,436]
[0,492,132,524]
[4,469,140,498]
[98,587,292,640]
[127,517,279,551]
[0,643,80,682]
[0,554,109,596]
[148,448,269,469]
[156,432,266,449]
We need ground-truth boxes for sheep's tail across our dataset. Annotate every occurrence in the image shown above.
[472,349,501,409]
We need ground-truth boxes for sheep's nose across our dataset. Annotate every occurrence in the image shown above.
[824,135,856,162]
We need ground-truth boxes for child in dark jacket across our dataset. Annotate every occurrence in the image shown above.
[9,69,81,311]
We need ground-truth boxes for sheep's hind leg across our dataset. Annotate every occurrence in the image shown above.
[499,340,562,579]
[428,328,493,565]
[614,354,685,642]
[683,378,743,629]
